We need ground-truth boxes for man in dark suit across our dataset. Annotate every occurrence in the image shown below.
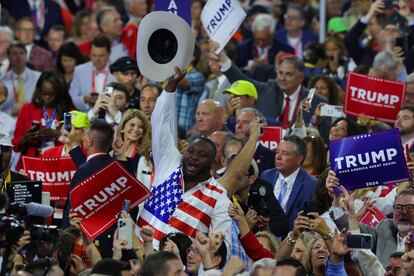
[15,18,54,71]
[236,13,294,69]
[1,0,64,40]
[234,107,275,176]
[62,119,131,258]
[211,42,329,136]
[275,5,318,59]
[260,135,316,230]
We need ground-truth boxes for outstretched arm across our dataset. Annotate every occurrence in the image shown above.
[151,67,187,181]
[218,118,262,197]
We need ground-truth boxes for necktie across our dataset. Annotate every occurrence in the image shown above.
[16,75,25,104]
[280,96,291,129]
[32,1,38,27]
[278,179,287,204]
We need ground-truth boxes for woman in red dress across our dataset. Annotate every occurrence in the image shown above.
[13,71,74,166]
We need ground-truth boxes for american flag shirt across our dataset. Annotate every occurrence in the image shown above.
[137,90,232,250]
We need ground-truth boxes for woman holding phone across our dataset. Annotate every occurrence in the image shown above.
[13,71,74,168]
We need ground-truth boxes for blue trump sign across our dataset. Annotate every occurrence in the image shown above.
[155,0,191,26]
[329,129,410,191]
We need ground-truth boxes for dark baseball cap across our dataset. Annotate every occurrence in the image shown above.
[110,56,140,74]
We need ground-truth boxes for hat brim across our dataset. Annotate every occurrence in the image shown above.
[223,88,257,100]
[137,11,195,82]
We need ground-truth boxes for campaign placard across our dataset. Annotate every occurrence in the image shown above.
[155,0,191,25]
[22,156,76,203]
[70,161,150,240]
[329,129,410,191]
[201,0,246,53]
[344,72,406,123]
[358,206,387,228]
[258,126,282,152]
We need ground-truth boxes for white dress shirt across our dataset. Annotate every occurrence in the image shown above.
[273,168,300,211]
[0,111,16,137]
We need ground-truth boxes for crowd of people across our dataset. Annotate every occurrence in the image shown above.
[2,0,414,275]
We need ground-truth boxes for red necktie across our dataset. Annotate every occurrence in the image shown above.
[280,96,291,129]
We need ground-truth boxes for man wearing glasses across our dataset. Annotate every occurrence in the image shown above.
[357,189,414,267]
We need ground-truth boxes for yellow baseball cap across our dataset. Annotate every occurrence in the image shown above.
[67,111,90,128]
[224,80,258,100]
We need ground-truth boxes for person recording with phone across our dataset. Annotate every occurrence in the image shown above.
[328,173,414,268]
[12,71,74,171]
[225,149,289,238]
[88,82,130,126]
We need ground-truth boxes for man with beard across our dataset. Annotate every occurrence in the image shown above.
[395,105,414,150]
[137,68,262,251]
[351,189,414,267]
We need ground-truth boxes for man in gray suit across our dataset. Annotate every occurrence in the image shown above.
[0,43,41,116]
[69,36,116,112]
[210,41,329,135]
[350,189,414,267]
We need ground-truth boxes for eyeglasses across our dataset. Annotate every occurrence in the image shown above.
[40,92,56,97]
[393,204,414,213]
[284,14,302,21]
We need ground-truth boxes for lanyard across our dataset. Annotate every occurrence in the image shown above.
[92,68,109,93]
[42,106,56,129]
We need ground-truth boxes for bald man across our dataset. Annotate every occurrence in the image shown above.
[189,99,227,138]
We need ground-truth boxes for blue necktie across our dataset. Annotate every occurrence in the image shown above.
[278,179,287,203]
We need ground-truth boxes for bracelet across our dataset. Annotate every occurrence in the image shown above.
[310,118,317,126]
[287,231,298,245]
[322,232,334,241]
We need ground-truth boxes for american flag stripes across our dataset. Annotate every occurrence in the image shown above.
[137,169,183,245]
[137,167,226,249]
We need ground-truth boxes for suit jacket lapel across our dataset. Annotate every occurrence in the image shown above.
[285,169,304,213]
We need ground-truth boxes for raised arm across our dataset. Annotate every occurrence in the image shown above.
[209,40,275,95]
[151,68,187,180]
[218,117,262,197]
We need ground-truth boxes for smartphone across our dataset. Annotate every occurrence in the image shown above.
[122,199,130,212]
[31,120,41,131]
[303,200,318,217]
[103,86,114,95]
[320,105,344,118]
[346,233,372,249]
[395,37,406,57]
[118,218,133,249]
[307,88,315,105]
[63,113,72,132]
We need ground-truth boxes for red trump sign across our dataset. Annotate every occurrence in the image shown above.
[258,126,282,152]
[23,156,76,203]
[70,161,150,240]
[344,72,406,123]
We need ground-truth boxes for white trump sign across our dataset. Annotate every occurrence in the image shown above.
[201,0,246,53]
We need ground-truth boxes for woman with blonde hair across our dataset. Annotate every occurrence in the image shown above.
[117,109,153,188]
